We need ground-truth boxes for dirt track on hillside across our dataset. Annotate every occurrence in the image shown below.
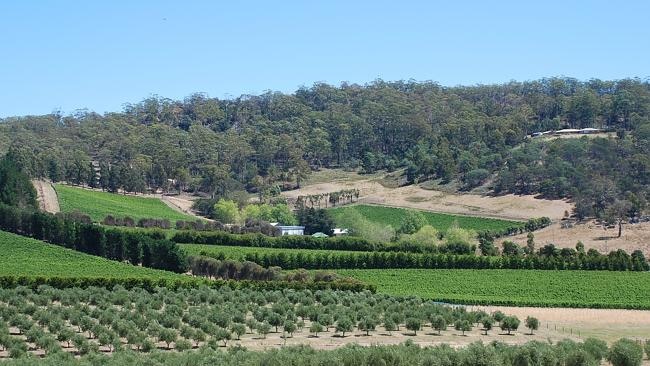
[145,193,212,222]
[32,180,60,213]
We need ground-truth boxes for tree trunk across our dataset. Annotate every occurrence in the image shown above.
[618,220,622,238]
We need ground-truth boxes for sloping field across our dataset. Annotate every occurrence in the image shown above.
[336,269,650,309]
[0,230,182,279]
[283,169,572,221]
[330,204,522,233]
[55,184,195,223]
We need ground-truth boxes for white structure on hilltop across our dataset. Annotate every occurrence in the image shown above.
[531,128,602,138]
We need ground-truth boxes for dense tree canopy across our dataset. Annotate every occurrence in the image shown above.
[1,78,648,219]
[0,155,37,209]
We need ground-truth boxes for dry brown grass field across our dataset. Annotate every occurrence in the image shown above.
[511,220,650,257]
[284,169,572,221]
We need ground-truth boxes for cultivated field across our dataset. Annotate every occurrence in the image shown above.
[336,269,650,309]
[0,286,583,360]
[329,204,523,233]
[54,184,195,223]
[180,244,361,260]
[0,230,182,280]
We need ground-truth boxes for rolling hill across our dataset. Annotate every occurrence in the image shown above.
[0,230,183,279]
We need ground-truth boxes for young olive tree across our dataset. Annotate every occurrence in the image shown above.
[358,316,377,336]
[283,320,297,338]
[501,316,520,335]
[454,319,472,336]
[256,322,271,339]
[383,318,397,336]
[481,317,494,335]
[214,327,231,347]
[432,315,447,335]
[405,317,422,336]
[231,323,247,340]
[607,339,643,366]
[525,316,539,335]
[309,322,324,337]
[335,317,353,337]
[158,328,177,350]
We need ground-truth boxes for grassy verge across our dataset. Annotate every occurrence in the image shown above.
[336,268,650,309]
[55,184,194,223]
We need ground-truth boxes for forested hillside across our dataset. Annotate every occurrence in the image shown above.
[1,78,649,222]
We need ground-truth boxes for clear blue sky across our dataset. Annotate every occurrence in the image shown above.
[1,0,649,117]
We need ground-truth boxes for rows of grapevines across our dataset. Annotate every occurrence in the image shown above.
[336,269,650,309]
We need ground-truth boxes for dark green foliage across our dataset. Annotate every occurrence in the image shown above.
[0,202,188,273]
[0,275,374,293]
[297,208,334,235]
[500,316,520,335]
[173,230,384,251]
[525,316,539,334]
[405,317,422,335]
[0,156,37,209]
[191,242,648,271]
[335,317,353,337]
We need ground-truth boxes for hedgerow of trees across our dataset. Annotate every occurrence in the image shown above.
[0,203,186,273]
[198,245,648,271]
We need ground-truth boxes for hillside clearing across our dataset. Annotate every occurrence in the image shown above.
[0,230,183,279]
[283,169,571,221]
[54,184,195,223]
